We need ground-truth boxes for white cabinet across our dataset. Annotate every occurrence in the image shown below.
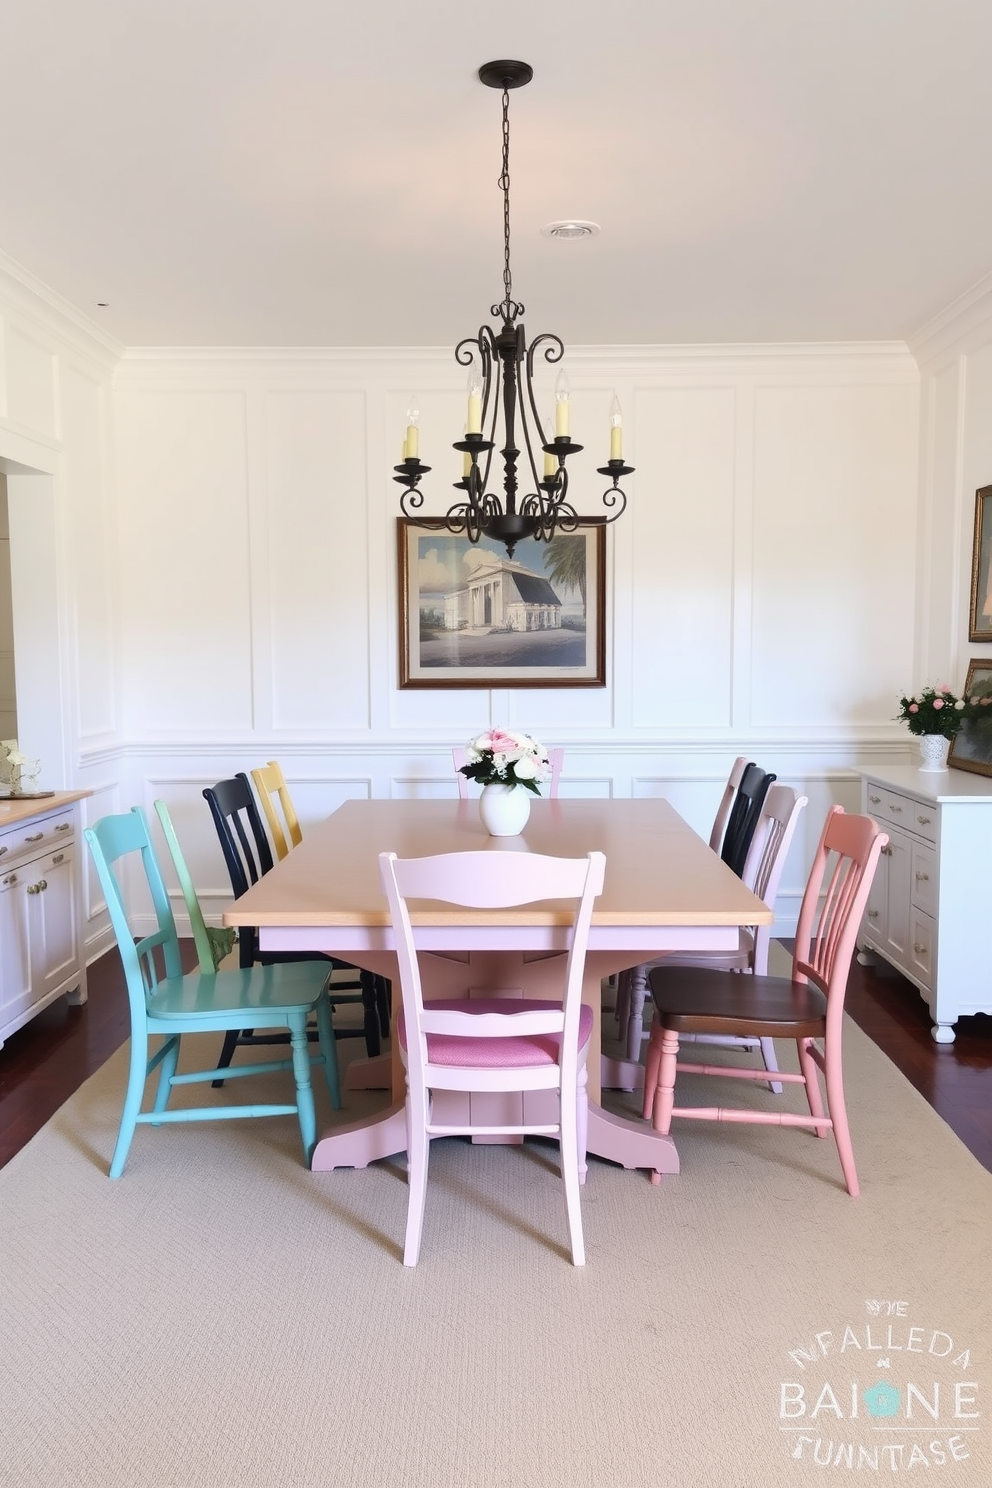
[0,794,88,1050]
[858,766,992,1043]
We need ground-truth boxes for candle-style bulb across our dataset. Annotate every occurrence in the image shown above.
[466,365,483,435]
[609,392,623,461]
[543,419,556,478]
[462,426,472,478]
[554,369,570,438]
[405,397,420,461]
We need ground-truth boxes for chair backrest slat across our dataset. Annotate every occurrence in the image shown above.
[251,759,303,861]
[708,756,749,854]
[84,808,185,1018]
[792,807,888,1025]
[720,763,776,878]
[379,849,605,1076]
[203,774,276,968]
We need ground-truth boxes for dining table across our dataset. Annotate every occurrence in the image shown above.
[223,797,772,1177]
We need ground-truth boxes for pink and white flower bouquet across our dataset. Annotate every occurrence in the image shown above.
[459,729,551,795]
[896,683,967,739]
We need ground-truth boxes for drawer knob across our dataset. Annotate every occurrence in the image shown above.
[52,852,64,865]
[914,942,928,955]
[868,794,881,805]
[915,871,930,882]
[2,872,16,885]
[55,822,71,833]
[0,846,7,856]
[917,815,932,825]
[25,831,43,842]
[880,845,892,856]
[887,804,903,814]
[867,909,879,919]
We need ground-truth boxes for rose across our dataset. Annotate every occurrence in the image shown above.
[908,703,919,713]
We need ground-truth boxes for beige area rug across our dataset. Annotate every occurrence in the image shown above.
[2,978,990,1488]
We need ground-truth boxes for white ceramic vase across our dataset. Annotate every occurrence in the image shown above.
[478,783,532,836]
[917,734,950,772]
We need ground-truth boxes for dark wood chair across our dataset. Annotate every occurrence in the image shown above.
[203,774,387,1079]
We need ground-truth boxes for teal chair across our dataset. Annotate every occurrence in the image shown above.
[85,806,340,1178]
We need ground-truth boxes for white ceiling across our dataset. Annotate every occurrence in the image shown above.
[3,0,992,349]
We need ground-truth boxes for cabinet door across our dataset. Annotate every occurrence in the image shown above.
[863,844,887,945]
[27,845,79,999]
[0,866,32,1030]
[881,829,912,965]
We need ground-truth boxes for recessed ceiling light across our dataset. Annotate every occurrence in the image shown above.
[541,220,600,240]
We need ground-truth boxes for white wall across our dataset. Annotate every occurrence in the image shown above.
[112,343,920,935]
[0,243,930,953]
[0,253,122,962]
[911,277,992,698]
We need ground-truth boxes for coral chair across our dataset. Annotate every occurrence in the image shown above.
[614,764,780,1063]
[250,758,302,861]
[643,807,887,1194]
[453,745,564,799]
[378,847,606,1266]
[84,807,338,1177]
[204,774,386,1074]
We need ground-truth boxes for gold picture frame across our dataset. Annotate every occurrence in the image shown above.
[948,659,992,777]
[968,485,992,643]
[397,520,606,689]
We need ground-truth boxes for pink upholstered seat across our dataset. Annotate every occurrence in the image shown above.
[397,998,594,1067]
[379,847,605,1266]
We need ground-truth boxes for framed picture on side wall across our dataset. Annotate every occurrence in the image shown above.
[968,485,992,642]
[948,659,992,777]
[397,519,606,688]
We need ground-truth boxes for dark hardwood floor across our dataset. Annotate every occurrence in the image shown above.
[1,943,989,1173]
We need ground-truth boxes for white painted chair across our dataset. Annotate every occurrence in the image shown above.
[614,783,808,1085]
[453,745,564,799]
[378,847,605,1266]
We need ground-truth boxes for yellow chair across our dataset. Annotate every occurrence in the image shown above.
[250,759,302,861]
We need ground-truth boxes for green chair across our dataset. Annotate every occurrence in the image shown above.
[85,806,340,1178]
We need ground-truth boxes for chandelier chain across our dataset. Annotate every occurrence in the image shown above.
[500,86,513,320]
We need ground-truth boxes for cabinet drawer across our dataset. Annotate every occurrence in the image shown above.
[864,785,936,843]
[0,810,74,868]
[908,908,936,990]
[910,842,937,916]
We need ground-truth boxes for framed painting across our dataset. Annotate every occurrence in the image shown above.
[948,659,992,777]
[968,485,992,642]
[397,520,606,689]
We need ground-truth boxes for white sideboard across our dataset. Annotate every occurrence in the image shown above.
[0,790,90,1050]
[858,764,992,1043]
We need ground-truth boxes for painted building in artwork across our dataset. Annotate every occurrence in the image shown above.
[443,558,563,632]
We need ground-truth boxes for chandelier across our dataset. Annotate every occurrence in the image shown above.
[394,60,634,559]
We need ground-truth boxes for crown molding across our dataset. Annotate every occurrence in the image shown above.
[908,269,992,367]
[0,248,124,369]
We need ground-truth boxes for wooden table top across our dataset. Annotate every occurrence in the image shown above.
[0,789,91,827]
[224,798,772,931]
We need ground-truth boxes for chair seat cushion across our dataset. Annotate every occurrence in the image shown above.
[398,998,594,1068]
[649,966,827,1038]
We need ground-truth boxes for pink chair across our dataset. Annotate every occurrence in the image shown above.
[453,745,564,799]
[614,783,807,1073]
[642,807,887,1194]
[378,847,606,1266]
[708,755,749,853]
